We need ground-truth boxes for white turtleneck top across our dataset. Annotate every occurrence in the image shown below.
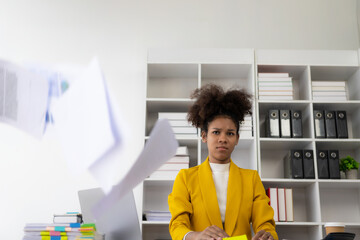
[209,162,230,223]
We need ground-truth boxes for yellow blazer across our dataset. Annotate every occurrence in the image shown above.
[168,158,278,240]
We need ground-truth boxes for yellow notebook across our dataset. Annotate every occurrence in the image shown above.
[223,235,248,240]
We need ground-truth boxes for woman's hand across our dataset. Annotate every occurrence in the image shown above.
[186,225,229,240]
[252,229,274,240]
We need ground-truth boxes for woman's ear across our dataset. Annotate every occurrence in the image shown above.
[201,131,207,143]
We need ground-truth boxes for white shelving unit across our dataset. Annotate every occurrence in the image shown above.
[142,49,360,240]
[256,49,360,240]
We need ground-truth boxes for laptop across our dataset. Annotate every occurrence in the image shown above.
[78,188,142,240]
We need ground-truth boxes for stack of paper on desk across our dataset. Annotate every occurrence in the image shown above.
[23,223,104,240]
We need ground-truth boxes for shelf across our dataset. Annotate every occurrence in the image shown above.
[146,98,194,112]
[260,138,313,150]
[201,64,254,92]
[319,186,360,223]
[147,63,198,99]
[142,221,170,225]
[318,180,360,188]
[262,179,316,188]
[276,221,320,226]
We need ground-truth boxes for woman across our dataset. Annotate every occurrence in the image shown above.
[168,84,278,240]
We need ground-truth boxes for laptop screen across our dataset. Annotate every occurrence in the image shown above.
[78,188,141,240]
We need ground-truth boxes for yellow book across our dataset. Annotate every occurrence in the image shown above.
[223,235,248,240]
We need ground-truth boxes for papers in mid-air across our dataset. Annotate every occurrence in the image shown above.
[0,59,49,139]
[93,118,178,218]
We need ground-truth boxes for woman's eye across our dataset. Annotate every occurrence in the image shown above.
[227,132,235,136]
[212,131,219,135]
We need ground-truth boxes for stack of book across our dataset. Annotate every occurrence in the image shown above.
[266,188,294,222]
[144,210,172,222]
[239,115,253,138]
[312,81,347,101]
[258,73,293,100]
[23,223,104,240]
[149,146,190,179]
[158,112,197,136]
[53,212,83,224]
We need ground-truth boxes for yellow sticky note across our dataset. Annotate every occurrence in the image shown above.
[223,235,248,240]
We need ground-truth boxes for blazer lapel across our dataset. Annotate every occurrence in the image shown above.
[198,157,223,229]
[224,160,242,236]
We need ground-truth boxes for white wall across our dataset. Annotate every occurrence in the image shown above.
[0,0,359,239]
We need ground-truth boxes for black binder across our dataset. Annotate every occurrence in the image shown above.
[314,110,326,138]
[303,150,315,179]
[284,150,304,179]
[317,150,329,179]
[335,111,348,138]
[280,110,291,138]
[325,110,337,138]
[266,109,280,138]
[291,110,303,138]
[328,150,340,179]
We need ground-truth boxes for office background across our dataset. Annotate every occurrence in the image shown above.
[0,0,359,239]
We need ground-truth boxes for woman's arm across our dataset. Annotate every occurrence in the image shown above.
[251,172,278,240]
[168,169,193,239]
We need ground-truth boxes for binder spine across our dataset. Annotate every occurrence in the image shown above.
[284,150,304,179]
[324,110,337,138]
[291,110,303,138]
[335,111,348,138]
[303,150,315,179]
[266,110,280,138]
[280,110,291,138]
[314,110,326,138]
[328,150,340,179]
[317,150,329,179]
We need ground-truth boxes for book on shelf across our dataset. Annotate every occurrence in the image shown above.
[311,81,346,87]
[239,130,253,138]
[149,145,190,179]
[167,155,190,163]
[277,188,286,222]
[144,210,172,222]
[158,163,189,171]
[258,77,292,82]
[258,91,293,96]
[312,86,346,91]
[158,112,197,135]
[258,72,289,78]
[176,146,189,156]
[259,95,293,100]
[239,116,253,138]
[258,86,293,91]
[53,212,83,224]
[312,91,347,96]
[258,82,293,87]
[312,96,347,101]
[266,188,278,222]
[285,188,294,222]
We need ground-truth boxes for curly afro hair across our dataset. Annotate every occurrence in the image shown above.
[187,84,252,134]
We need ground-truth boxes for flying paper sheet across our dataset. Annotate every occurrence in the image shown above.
[51,58,118,175]
[92,118,178,218]
[0,59,49,138]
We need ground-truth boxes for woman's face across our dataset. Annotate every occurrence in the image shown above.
[201,116,239,164]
